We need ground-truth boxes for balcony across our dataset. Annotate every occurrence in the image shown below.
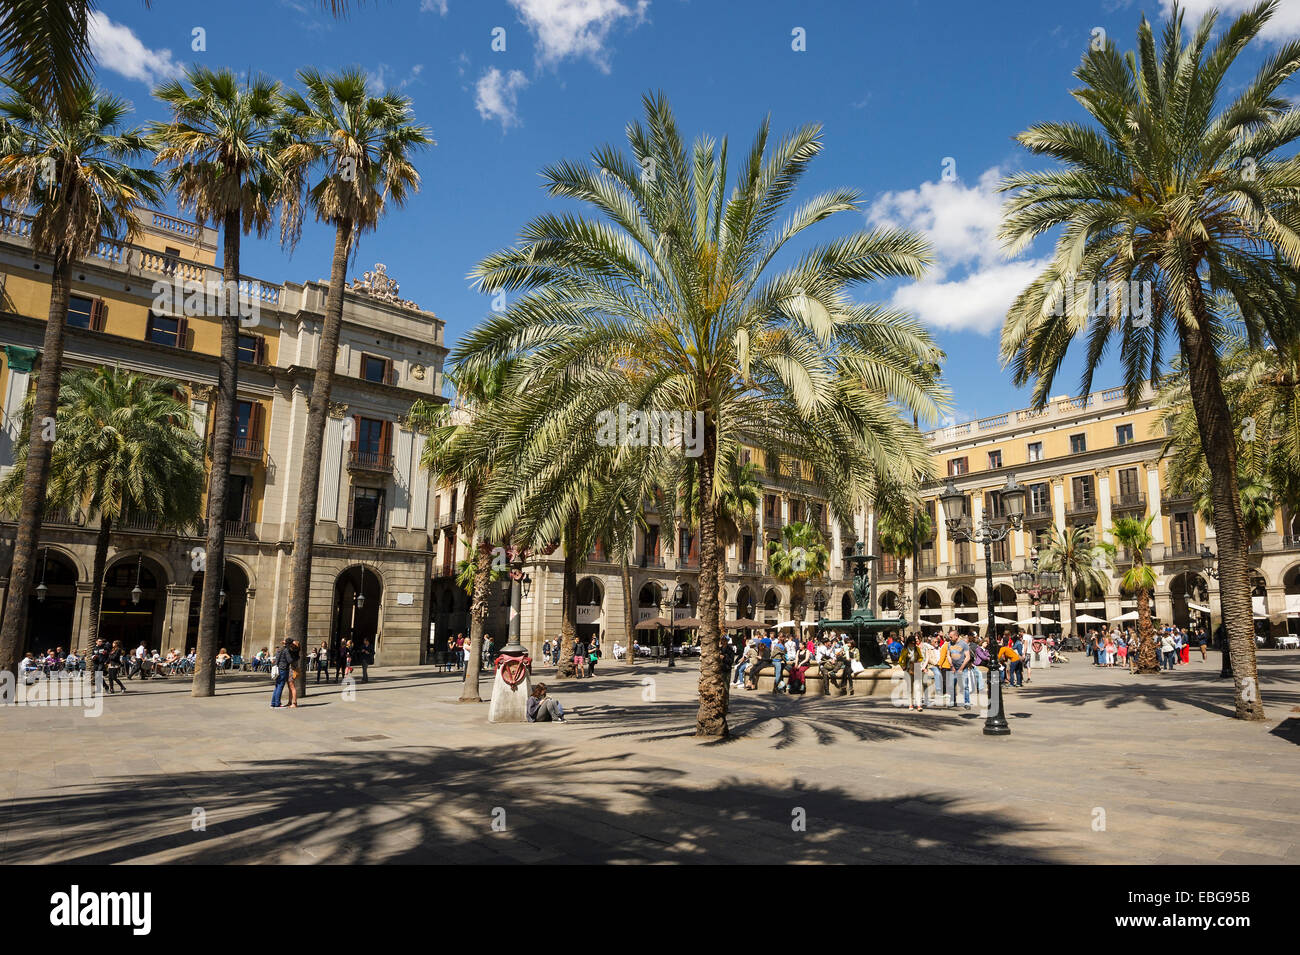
[348,449,394,474]
[1023,505,1052,524]
[118,512,160,533]
[1067,499,1098,518]
[1112,492,1147,512]
[917,562,939,578]
[1284,535,1300,551]
[639,554,665,569]
[1162,489,1196,507]
[338,525,390,548]
[1165,542,1200,559]
[1114,547,1153,565]
[989,561,1011,574]
[233,436,264,461]
[763,513,782,530]
[950,562,978,577]
[40,507,84,527]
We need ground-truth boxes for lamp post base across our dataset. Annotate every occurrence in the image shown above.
[488,649,531,723]
[983,664,1011,736]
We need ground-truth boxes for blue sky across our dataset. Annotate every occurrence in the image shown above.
[89,0,1296,424]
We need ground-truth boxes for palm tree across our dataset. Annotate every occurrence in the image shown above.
[0,1,359,116]
[767,521,830,624]
[998,2,1300,721]
[461,94,944,736]
[1,368,204,645]
[1040,524,1112,645]
[1157,323,1300,514]
[1112,514,1159,673]
[150,67,285,698]
[278,68,432,694]
[0,82,160,676]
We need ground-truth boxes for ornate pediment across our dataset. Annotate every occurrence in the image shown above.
[348,263,421,311]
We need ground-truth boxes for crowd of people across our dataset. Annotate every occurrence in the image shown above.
[1080,624,1208,671]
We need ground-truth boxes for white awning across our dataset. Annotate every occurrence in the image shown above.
[1074,613,1109,624]
[1187,602,1212,613]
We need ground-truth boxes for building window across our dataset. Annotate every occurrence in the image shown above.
[146,312,187,348]
[356,417,386,456]
[948,457,968,476]
[238,334,265,364]
[1027,441,1043,462]
[1115,423,1134,446]
[224,474,252,524]
[987,449,1002,470]
[362,354,392,384]
[1118,467,1140,497]
[350,486,385,531]
[1070,433,1087,454]
[66,295,104,330]
[1071,475,1095,507]
[1029,482,1050,514]
[1172,512,1195,551]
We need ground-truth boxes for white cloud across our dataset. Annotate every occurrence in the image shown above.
[867,166,1049,333]
[366,63,425,92]
[1159,0,1300,41]
[420,0,449,14]
[867,166,1008,279]
[475,67,529,128]
[888,259,1050,335]
[508,0,650,71]
[88,12,184,86]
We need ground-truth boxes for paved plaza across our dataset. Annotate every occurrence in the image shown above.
[2,651,1299,864]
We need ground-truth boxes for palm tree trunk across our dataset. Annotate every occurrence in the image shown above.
[0,250,71,673]
[911,527,921,633]
[86,515,112,647]
[898,563,907,628]
[459,535,488,702]
[1178,297,1263,719]
[193,211,241,698]
[556,515,580,678]
[620,551,633,666]
[286,218,353,698]
[1066,570,1077,647]
[695,416,728,738]
[1135,580,1159,673]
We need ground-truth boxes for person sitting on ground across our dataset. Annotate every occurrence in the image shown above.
[526,683,566,723]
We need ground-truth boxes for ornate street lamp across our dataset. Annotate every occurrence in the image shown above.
[502,549,528,655]
[35,547,49,603]
[666,577,684,668]
[1013,547,1061,641]
[813,589,827,621]
[939,473,1026,736]
[355,564,368,609]
[130,554,143,606]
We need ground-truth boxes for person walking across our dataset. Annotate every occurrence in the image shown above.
[315,641,329,684]
[899,634,925,710]
[105,640,127,694]
[1160,629,1176,670]
[946,632,971,709]
[360,638,373,683]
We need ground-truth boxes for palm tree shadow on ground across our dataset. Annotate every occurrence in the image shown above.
[7,744,1057,864]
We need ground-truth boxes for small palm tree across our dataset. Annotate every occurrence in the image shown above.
[0,367,204,647]
[151,66,286,699]
[1040,524,1111,644]
[0,82,160,675]
[1112,514,1159,673]
[767,521,830,623]
[998,2,1300,721]
[278,68,432,693]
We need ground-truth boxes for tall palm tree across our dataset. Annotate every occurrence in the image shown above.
[767,521,830,624]
[279,68,431,694]
[0,82,159,676]
[1158,330,1300,516]
[1111,514,1159,673]
[1,367,204,646]
[1040,524,1112,645]
[150,67,285,698]
[461,94,944,736]
[998,2,1300,720]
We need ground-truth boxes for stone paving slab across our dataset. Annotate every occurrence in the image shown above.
[1,652,1298,864]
